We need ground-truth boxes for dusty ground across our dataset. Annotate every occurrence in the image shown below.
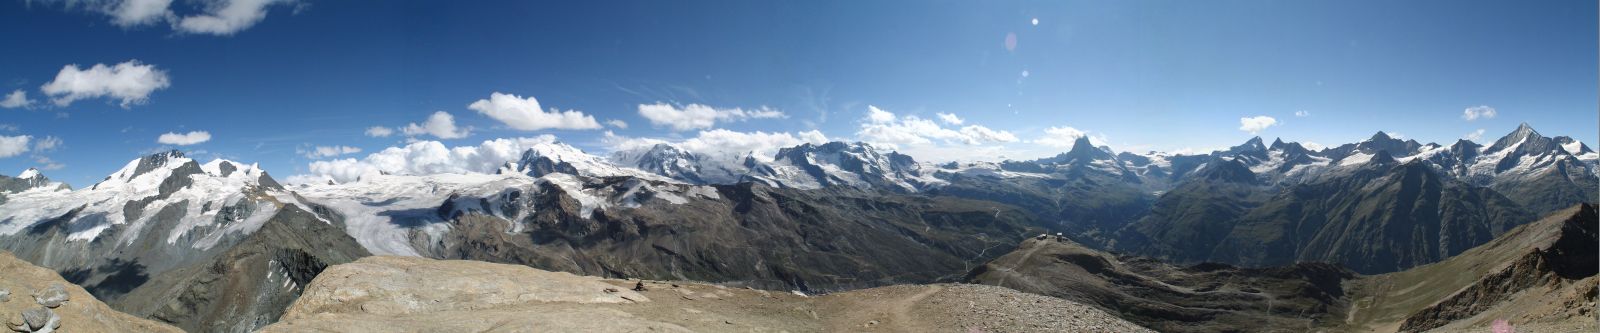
[260,256,1152,333]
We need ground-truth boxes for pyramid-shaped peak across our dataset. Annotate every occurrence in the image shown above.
[1243,136,1265,148]
[1369,131,1394,141]
[17,167,40,179]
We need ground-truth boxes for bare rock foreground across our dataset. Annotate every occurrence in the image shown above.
[260,256,1152,332]
[0,252,181,333]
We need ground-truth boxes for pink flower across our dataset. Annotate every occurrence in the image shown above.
[1492,319,1515,333]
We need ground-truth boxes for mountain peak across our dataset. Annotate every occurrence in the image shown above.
[1487,123,1547,153]
[1371,150,1397,165]
[1515,122,1536,133]
[1369,131,1394,142]
[1245,136,1265,148]
[17,167,40,179]
[1194,158,1259,184]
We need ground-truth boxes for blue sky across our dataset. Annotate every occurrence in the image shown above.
[1,0,1595,187]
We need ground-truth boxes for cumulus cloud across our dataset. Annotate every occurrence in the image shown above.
[1461,105,1496,121]
[604,129,828,162]
[300,145,361,159]
[108,0,174,26]
[866,105,896,123]
[856,106,1018,147]
[32,136,62,152]
[1294,110,1310,117]
[40,60,171,108]
[1031,126,1106,148]
[1465,128,1486,141]
[605,119,628,129]
[468,92,601,131]
[364,126,394,137]
[44,0,292,35]
[401,111,471,139]
[1,90,35,109]
[637,103,786,131]
[174,0,291,35]
[1238,116,1278,134]
[0,135,30,158]
[936,112,964,125]
[293,136,560,183]
[157,131,211,145]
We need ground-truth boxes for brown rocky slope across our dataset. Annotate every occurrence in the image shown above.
[259,255,1154,333]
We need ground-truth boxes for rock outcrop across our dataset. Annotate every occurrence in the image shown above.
[0,252,180,333]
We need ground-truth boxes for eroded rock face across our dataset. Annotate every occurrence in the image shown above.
[0,252,180,333]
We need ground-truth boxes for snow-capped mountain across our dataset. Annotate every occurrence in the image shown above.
[512,141,668,181]
[0,150,313,252]
[290,170,719,257]
[0,167,70,195]
[609,142,753,184]
[746,141,943,192]
[608,140,946,192]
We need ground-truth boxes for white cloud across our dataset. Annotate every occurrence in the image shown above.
[1032,126,1106,148]
[301,145,361,159]
[364,126,394,137]
[49,0,291,35]
[1464,128,1486,141]
[295,136,560,183]
[605,129,828,162]
[174,0,290,35]
[1294,110,1310,117]
[1301,142,1325,151]
[157,131,210,145]
[866,105,896,123]
[468,92,602,131]
[0,135,30,158]
[1,90,35,109]
[605,119,628,129]
[1238,116,1278,134]
[856,106,1018,147]
[401,111,471,139]
[32,156,65,170]
[110,0,175,26]
[40,60,171,108]
[637,102,786,131]
[936,112,964,125]
[32,136,62,152]
[959,125,1018,143]
[1461,105,1496,121]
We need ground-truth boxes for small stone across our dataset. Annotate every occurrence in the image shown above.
[603,288,619,293]
[723,320,733,325]
[20,307,50,330]
[0,289,10,302]
[633,281,648,292]
[32,284,68,308]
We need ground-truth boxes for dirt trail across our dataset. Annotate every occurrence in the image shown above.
[887,285,944,332]
[992,239,1046,286]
